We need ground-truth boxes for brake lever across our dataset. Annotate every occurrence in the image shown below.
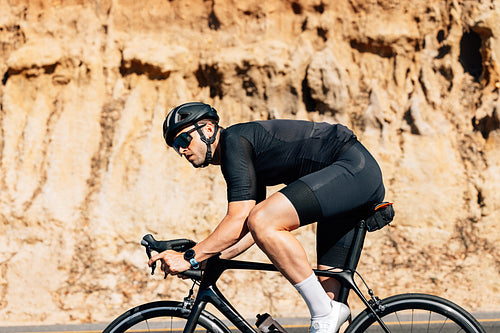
[143,241,169,278]
[145,246,156,275]
[141,238,158,276]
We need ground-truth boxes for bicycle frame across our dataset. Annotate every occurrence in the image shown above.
[182,255,391,333]
[116,207,484,333]
[140,219,392,333]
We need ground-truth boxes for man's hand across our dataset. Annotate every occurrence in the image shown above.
[148,250,191,276]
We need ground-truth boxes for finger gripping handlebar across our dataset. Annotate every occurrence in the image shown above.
[141,234,202,280]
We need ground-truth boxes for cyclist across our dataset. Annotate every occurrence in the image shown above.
[150,102,386,333]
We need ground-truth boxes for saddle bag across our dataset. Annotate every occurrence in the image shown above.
[365,202,395,232]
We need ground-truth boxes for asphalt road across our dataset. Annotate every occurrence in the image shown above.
[1,312,499,333]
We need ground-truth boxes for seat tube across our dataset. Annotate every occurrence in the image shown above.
[338,221,367,304]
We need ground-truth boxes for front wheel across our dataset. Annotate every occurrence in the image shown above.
[345,293,485,333]
[102,301,231,333]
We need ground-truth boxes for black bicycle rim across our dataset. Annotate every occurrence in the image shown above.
[102,301,231,333]
[346,293,485,333]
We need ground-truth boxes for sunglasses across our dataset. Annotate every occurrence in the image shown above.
[172,123,206,155]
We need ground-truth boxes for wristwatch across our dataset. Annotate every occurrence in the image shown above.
[183,248,200,269]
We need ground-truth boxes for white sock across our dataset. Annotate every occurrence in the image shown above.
[293,273,332,319]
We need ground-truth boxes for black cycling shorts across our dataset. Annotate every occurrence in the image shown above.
[280,141,385,268]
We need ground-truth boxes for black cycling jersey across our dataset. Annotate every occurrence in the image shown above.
[219,119,385,267]
[220,119,356,202]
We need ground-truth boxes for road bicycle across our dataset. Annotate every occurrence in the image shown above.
[102,203,486,333]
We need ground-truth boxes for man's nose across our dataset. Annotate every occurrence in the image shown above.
[179,146,188,155]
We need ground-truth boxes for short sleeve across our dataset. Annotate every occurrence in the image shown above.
[220,128,259,202]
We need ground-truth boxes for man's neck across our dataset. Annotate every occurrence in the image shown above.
[210,130,222,165]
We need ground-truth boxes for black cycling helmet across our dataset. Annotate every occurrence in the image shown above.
[163,102,220,168]
[163,102,219,146]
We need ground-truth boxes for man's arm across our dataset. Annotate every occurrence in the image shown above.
[148,200,256,275]
[220,232,255,259]
[192,200,255,261]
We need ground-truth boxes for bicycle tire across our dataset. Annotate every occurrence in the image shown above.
[102,300,232,333]
[346,293,485,333]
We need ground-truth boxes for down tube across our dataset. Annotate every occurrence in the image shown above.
[189,285,257,333]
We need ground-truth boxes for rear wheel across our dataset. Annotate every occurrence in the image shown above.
[346,293,485,333]
[102,301,231,333]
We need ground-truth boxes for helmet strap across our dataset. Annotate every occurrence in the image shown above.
[195,123,219,168]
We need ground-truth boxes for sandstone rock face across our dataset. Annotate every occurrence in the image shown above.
[1,0,499,326]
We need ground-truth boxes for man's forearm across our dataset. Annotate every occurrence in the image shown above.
[194,216,247,260]
[192,200,256,262]
[220,232,255,259]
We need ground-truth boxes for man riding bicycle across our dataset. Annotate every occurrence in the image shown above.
[149,102,386,333]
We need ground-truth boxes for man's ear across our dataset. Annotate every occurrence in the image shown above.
[204,122,215,135]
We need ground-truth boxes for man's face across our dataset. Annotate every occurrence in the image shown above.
[173,124,209,168]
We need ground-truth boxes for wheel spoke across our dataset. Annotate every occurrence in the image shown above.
[411,308,414,333]
[394,311,403,331]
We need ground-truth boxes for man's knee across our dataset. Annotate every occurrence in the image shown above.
[247,203,293,237]
[247,206,268,236]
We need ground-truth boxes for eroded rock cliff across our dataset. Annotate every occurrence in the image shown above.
[1,0,499,325]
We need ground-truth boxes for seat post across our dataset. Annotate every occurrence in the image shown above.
[337,220,367,304]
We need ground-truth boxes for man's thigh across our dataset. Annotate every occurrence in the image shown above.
[249,191,301,232]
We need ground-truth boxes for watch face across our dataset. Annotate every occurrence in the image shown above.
[184,248,195,260]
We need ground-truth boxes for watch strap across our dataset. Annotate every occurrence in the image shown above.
[189,257,200,269]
